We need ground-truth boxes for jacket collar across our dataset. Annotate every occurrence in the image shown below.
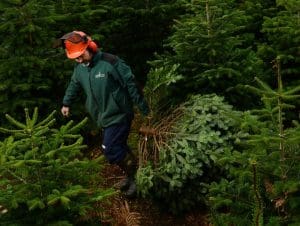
[89,51,102,68]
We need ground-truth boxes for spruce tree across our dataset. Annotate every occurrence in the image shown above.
[87,0,183,86]
[0,1,60,116]
[137,94,245,213]
[0,107,114,225]
[258,0,300,86]
[208,59,300,225]
[149,0,263,108]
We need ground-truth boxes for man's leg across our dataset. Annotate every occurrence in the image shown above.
[102,120,137,198]
[116,151,137,197]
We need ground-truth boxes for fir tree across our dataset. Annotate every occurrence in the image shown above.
[208,59,300,225]
[258,0,300,87]
[0,1,62,117]
[0,107,115,225]
[149,0,264,108]
[137,94,245,213]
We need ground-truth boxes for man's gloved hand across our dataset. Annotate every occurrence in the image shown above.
[61,106,70,117]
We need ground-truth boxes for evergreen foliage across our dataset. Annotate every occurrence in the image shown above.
[0,0,182,125]
[0,0,65,120]
[149,0,264,107]
[0,107,115,225]
[208,60,300,225]
[137,94,245,213]
[258,0,300,86]
[144,63,183,114]
[1,0,300,223]
[88,0,183,86]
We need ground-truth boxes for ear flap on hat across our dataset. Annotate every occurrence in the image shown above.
[88,41,98,53]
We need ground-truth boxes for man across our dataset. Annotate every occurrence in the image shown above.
[59,31,149,198]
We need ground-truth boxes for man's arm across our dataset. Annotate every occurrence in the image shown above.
[114,59,149,116]
[61,71,81,117]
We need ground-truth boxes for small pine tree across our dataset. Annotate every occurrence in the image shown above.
[0,107,115,225]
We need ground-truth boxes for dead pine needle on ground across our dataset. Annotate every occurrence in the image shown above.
[87,146,210,226]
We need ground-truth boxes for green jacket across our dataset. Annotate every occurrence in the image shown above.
[62,51,149,128]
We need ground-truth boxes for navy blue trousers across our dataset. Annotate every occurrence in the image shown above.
[102,120,132,164]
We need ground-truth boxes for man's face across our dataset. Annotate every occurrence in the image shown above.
[75,49,92,64]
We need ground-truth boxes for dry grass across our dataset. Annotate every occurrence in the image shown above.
[138,108,183,167]
[111,200,142,226]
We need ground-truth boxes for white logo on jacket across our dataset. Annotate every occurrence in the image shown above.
[95,72,106,78]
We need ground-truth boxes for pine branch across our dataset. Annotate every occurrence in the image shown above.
[61,120,74,132]
[33,127,50,137]
[35,110,56,127]
[45,140,87,158]
[25,108,32,128]
[36,119,56,131]
[245,85,274,96]
[0,127,25,134]
[62,185,88,197]
[68,117,88,134]
[255,77,277,94]
[281,94,300,100]
[7,169,27,184]
[31,107,39,126]
[284,86,300,95]
[5,114,26,129]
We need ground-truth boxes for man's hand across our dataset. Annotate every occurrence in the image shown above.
[61,106,70,117]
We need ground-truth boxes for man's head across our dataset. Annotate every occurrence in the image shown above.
[60,31,98,64]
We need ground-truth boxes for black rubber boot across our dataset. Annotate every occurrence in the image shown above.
[123,176,137,198]
[118,177,130,191]
[117,152,137,198]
